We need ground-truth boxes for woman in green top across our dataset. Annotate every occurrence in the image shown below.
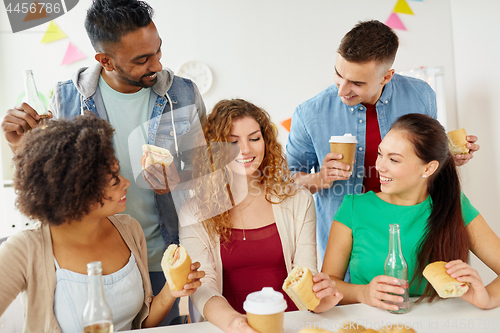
[323,113,500,311]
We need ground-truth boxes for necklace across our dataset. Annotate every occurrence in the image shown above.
[234,193,258,241]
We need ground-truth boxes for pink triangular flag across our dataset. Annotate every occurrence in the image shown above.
[61,42,86,65]
[385,12,406,30]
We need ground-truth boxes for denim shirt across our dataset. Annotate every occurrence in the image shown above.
[51,64,207,248]
[286,74,437,259]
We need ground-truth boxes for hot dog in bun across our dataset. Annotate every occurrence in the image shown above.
[161,244,192,291]
[423,261,469,298]
[282,266,320,311]
[141,144,174,170]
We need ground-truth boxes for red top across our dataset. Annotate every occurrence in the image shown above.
[221,223,298,314]
[362,103,381,193]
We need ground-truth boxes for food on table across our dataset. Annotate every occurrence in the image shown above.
[332,323,417,333]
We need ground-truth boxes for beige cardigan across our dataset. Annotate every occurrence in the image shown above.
[0,215,153,332]
[179,186,318,316]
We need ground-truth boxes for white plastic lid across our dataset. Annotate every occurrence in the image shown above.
[329,133,358,143]
[243,287,287,315]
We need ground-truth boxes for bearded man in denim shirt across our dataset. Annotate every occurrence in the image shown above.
[2,0,206,325]
[286,20,479,267]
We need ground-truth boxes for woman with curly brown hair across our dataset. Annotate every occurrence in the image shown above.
[179,99,343,333]
[0,114,204,332]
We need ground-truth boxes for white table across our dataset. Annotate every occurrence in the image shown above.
[131,298,500,333]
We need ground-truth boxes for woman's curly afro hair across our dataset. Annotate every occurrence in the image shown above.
[13,113,118,225]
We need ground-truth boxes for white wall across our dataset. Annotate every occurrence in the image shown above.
[450,0,500,284]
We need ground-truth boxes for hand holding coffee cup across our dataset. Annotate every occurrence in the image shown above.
[318,134,357,187]
[329,134,357,171]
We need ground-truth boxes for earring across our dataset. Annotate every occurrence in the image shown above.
[422,175,427,178]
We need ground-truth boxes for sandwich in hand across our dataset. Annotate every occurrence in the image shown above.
[282,266,320,311]
[161,244,192,291]
[141,144,174,170]
[447,128,469,156]
[423,261,469,298]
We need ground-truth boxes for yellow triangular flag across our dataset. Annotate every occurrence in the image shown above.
[394,0,414,15]
[41,21,67,43]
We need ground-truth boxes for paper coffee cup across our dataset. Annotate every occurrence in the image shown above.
[243,287,287,333]
[329,134,357,171]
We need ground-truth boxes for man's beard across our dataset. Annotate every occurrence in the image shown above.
[115,64,157,88]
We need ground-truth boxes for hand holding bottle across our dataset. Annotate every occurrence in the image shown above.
[384,223,410,314]
[2,70,53,150]
[360,275,407,311]
[2,104,53,148]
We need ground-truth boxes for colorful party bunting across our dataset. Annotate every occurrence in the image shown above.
[394,0,414,15]
[41,21,67,43]
[23,2,49,22]
[61,42,86,65]
[281,118,292,132]
[385,13,406,30]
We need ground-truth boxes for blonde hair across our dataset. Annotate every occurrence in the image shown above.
[190,99,296,242]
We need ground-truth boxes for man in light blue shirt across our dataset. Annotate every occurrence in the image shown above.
[286,20,479,266]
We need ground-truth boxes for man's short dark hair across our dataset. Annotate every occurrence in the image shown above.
[13,113,118,226]
[338,20,399,66]
[85,0,154,52]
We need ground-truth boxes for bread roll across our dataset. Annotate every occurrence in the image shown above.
[161,244,192,291]
[423,261,469,298]
[335,325,416,333]
[141,144,174,170]
[282,266,320,311]
[447,128,468,156]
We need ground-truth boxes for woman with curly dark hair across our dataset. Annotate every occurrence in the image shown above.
[0,114,204,332]
[179,99,343,333]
